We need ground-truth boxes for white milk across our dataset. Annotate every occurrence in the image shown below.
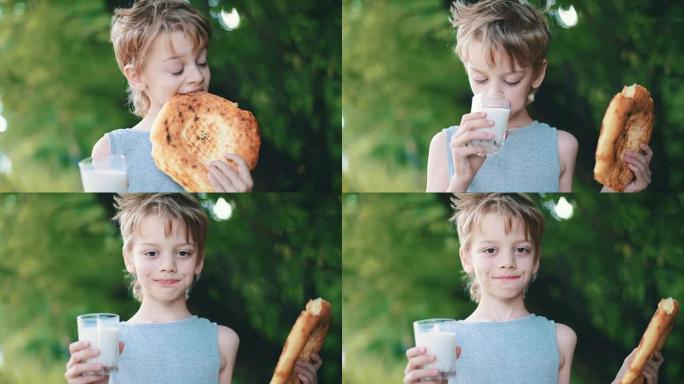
[78,326,119,371]
[80,168,128,192]
[470,107,510,154]
[414,325,457,375]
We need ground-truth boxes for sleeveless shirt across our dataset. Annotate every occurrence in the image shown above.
[444,121,560,192]
[444,314,559,384]
[106,128,184,192]
[110,316,220,384]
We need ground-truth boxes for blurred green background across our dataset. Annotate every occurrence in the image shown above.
[0,0,341,192]
[342,0,684,192]
[0,193,341,383]
[342,193,684,383]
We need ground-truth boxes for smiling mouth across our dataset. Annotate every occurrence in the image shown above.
[492,276,521,280]
[155,279,181,286]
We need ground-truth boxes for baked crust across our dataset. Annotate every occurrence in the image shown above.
[619,298,679,384]
[594,84,654,191]
[150,91,260,192]
[270,298,332,384]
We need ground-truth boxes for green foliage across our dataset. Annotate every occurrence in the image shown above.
[0,0,341,192]
[0,193,341,383]
[342,193,684,383]
[342,0,684,191]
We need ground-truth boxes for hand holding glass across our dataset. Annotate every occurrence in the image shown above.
[413,319,458,382]
[470,92,511,155]
[77,313,120,374]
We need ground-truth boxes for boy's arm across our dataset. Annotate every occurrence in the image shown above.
[426,131,449,192]
[556,323,577,384]
[218,325,239,384]
[557,130,578,192]
[91,135,111,160]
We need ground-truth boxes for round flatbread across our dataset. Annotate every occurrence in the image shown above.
[150,91,260,192]
[594,84,653,191]
[270,298,332,384]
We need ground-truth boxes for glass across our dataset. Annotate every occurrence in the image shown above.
[470,92,511,155]
[78,155,128,192]
[413,318,458,382]
[77,313,120,374]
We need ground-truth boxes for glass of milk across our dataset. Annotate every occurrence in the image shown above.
[470,92,511,155]
[413,318,458,381]
[78,155,128,192]
[77,313,120,374]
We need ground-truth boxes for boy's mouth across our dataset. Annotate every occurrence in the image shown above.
[491,275,521,280]
[155,279,181,286]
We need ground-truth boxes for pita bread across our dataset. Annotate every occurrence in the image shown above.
[619,297,678,384]
[270,298,332,384]
[594,84,653,191]
[150,91,260,192]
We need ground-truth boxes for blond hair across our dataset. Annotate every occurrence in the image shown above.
[451,0,550,72]
[450,193,545,302]
[110,0,212,117]
[113,193,208,301]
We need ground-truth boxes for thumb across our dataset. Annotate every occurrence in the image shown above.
[119,341,125,354]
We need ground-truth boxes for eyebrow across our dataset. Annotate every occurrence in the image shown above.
[139,242,195,247]
[163,49,208,62]
[470,67,525,76]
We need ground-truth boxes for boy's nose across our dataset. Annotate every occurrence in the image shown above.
[160,255,177,272]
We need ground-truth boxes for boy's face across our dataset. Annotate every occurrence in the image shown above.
[460,212,539,301]
[464,39,546,122]
[132,30,211,116]
[124,214,204,303]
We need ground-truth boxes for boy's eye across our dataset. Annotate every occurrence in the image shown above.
[172,69,184,76]
[505,79,522,85]
[177,250,192,257]
[473,78,488,84]
[515,247,531,254]
[482,247,497,254]
[144,251,158,257]
[197,61,208,67]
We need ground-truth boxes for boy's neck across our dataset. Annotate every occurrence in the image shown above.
[465,293,530,322]
[131,106,162,132]
[127,296,193,324]
[508,108,535,129]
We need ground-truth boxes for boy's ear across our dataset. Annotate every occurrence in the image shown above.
[459,246,473,274]
[124,64,145,92]
[195,256,204,275]
[122,246,135,273]
[531,59,548,89]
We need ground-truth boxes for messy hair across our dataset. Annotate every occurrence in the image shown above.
[450,193,545,302]
[451,0,550,72]
[113,193,208,301]
[110,0,212,117]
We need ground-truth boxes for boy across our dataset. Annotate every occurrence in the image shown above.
[426,0,652,192]
[403,193,663,383]
[65,194,320,384]
[93,0,253,192]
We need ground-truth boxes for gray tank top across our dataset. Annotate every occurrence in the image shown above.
[111,316,220,384]
[106,128,184,192]
[446,314,559,384]
[444,121,560,192]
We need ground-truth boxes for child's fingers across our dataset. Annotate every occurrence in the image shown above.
[207,166,238,192]
[403,368,440,384]
[69,340,90,354]
[451,130,493,149]
[406,354,436,371]
[207,171,223,192]
[67,348,99,369]
[310,353,323,369]
[640,143,654,162]
[209,161,248,192]
[458,117,494,135]
[405,346,427,359]
[459,111,487,126]
[452,144,486,160]
[65,363,104,381]
[295,361,316,378]
[222,153,253,188]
